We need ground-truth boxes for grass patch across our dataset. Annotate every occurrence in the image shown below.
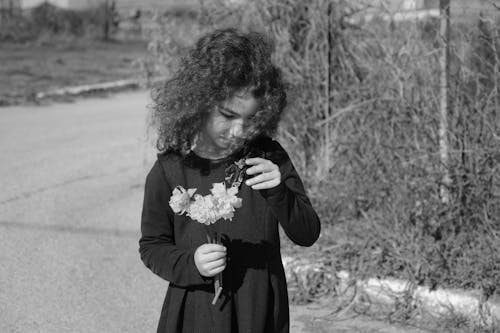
[0,38,148,105]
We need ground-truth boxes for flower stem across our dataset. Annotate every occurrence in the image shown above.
[204,225,223,305]
[212,285,223,305]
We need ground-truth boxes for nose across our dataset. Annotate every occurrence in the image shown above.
[229,121,244,139]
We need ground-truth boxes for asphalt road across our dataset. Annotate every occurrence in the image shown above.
[0,92,429,333]
[0,92,162,332]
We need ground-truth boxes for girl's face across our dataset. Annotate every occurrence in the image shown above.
[200,92,259,155]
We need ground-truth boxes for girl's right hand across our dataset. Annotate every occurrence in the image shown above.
[194,243,227,277]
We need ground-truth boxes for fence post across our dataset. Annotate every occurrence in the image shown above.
[103,0,109,40]
[323,1,333,178]
[0,0,4,25]
[438,0,451,204]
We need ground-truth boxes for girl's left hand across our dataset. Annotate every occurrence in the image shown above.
[244,158,281,190]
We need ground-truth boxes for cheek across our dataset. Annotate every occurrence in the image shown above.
[206,118,230,136]
[214,118,232,132]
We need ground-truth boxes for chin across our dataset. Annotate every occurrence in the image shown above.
[216,141,230,150]
[219,143,240,154]
[217,137,244,152]
[218,139,233,148]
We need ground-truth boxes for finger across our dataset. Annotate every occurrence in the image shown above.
[202,251,227,262]
[207,264,226,276]
[205,258,226,271]
[244,157,270,166]
[251,179,281,190]
[246,158,273,166]
[246,162,274,175]
[245,172,275,187]
[200,243,226,254]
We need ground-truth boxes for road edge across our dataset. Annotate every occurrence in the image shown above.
[33,77,167,101]
[282,256,500,327]
[34,79,144,100]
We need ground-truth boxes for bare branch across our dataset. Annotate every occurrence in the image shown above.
[487,0,500,11]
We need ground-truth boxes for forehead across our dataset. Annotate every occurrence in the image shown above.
[221,93,259,117]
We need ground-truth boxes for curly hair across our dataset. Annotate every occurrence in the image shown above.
[149,28,287,154]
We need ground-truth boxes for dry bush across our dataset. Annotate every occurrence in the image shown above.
[245,0,500,300]
[0,2,118,41]
[143,0,500,300]
[0,15,36,42]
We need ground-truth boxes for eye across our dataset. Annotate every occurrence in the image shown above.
[218,108,235,119]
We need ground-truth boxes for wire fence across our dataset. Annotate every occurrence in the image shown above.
[1,1,499,27]
[0,1,499,44]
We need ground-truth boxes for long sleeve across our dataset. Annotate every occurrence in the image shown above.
[139,160,210,287]
[260,140,321,247]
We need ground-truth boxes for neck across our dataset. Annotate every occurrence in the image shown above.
[192,145,229,160]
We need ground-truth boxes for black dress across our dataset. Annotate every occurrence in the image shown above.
[139,137,321,333]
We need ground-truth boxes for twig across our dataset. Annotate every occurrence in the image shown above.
[488,0,500,11]
[315,99,377,126]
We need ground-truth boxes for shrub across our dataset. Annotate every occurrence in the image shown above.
[31,3,84,35]
[0,15,37,42]
[143,0,500,299]
[0,2,117,41]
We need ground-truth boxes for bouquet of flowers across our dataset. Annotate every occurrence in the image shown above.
[169,182,242,225]
[169,179,243,305]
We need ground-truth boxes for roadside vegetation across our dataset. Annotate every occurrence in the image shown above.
[0,2,117,42]
[0,2,147,105]
[140,0,500,330]
[0,39,147,106]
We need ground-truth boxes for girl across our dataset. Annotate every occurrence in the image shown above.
[140,28,321,333]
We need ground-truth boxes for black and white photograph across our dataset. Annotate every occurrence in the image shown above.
[1,0,499,332]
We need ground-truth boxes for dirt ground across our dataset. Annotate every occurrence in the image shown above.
[290,297,432,333]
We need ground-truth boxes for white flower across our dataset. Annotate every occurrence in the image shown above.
[210,182,227,197]
[226,186,243,209]
[187,194,219,225]
[169,182,243,225]
[169,186,197,214]
[211,183,242,209]
[210,182,242,221]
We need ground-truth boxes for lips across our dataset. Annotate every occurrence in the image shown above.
[219,137,243,150]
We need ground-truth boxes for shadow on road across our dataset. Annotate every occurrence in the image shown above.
[0,220,138,238]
